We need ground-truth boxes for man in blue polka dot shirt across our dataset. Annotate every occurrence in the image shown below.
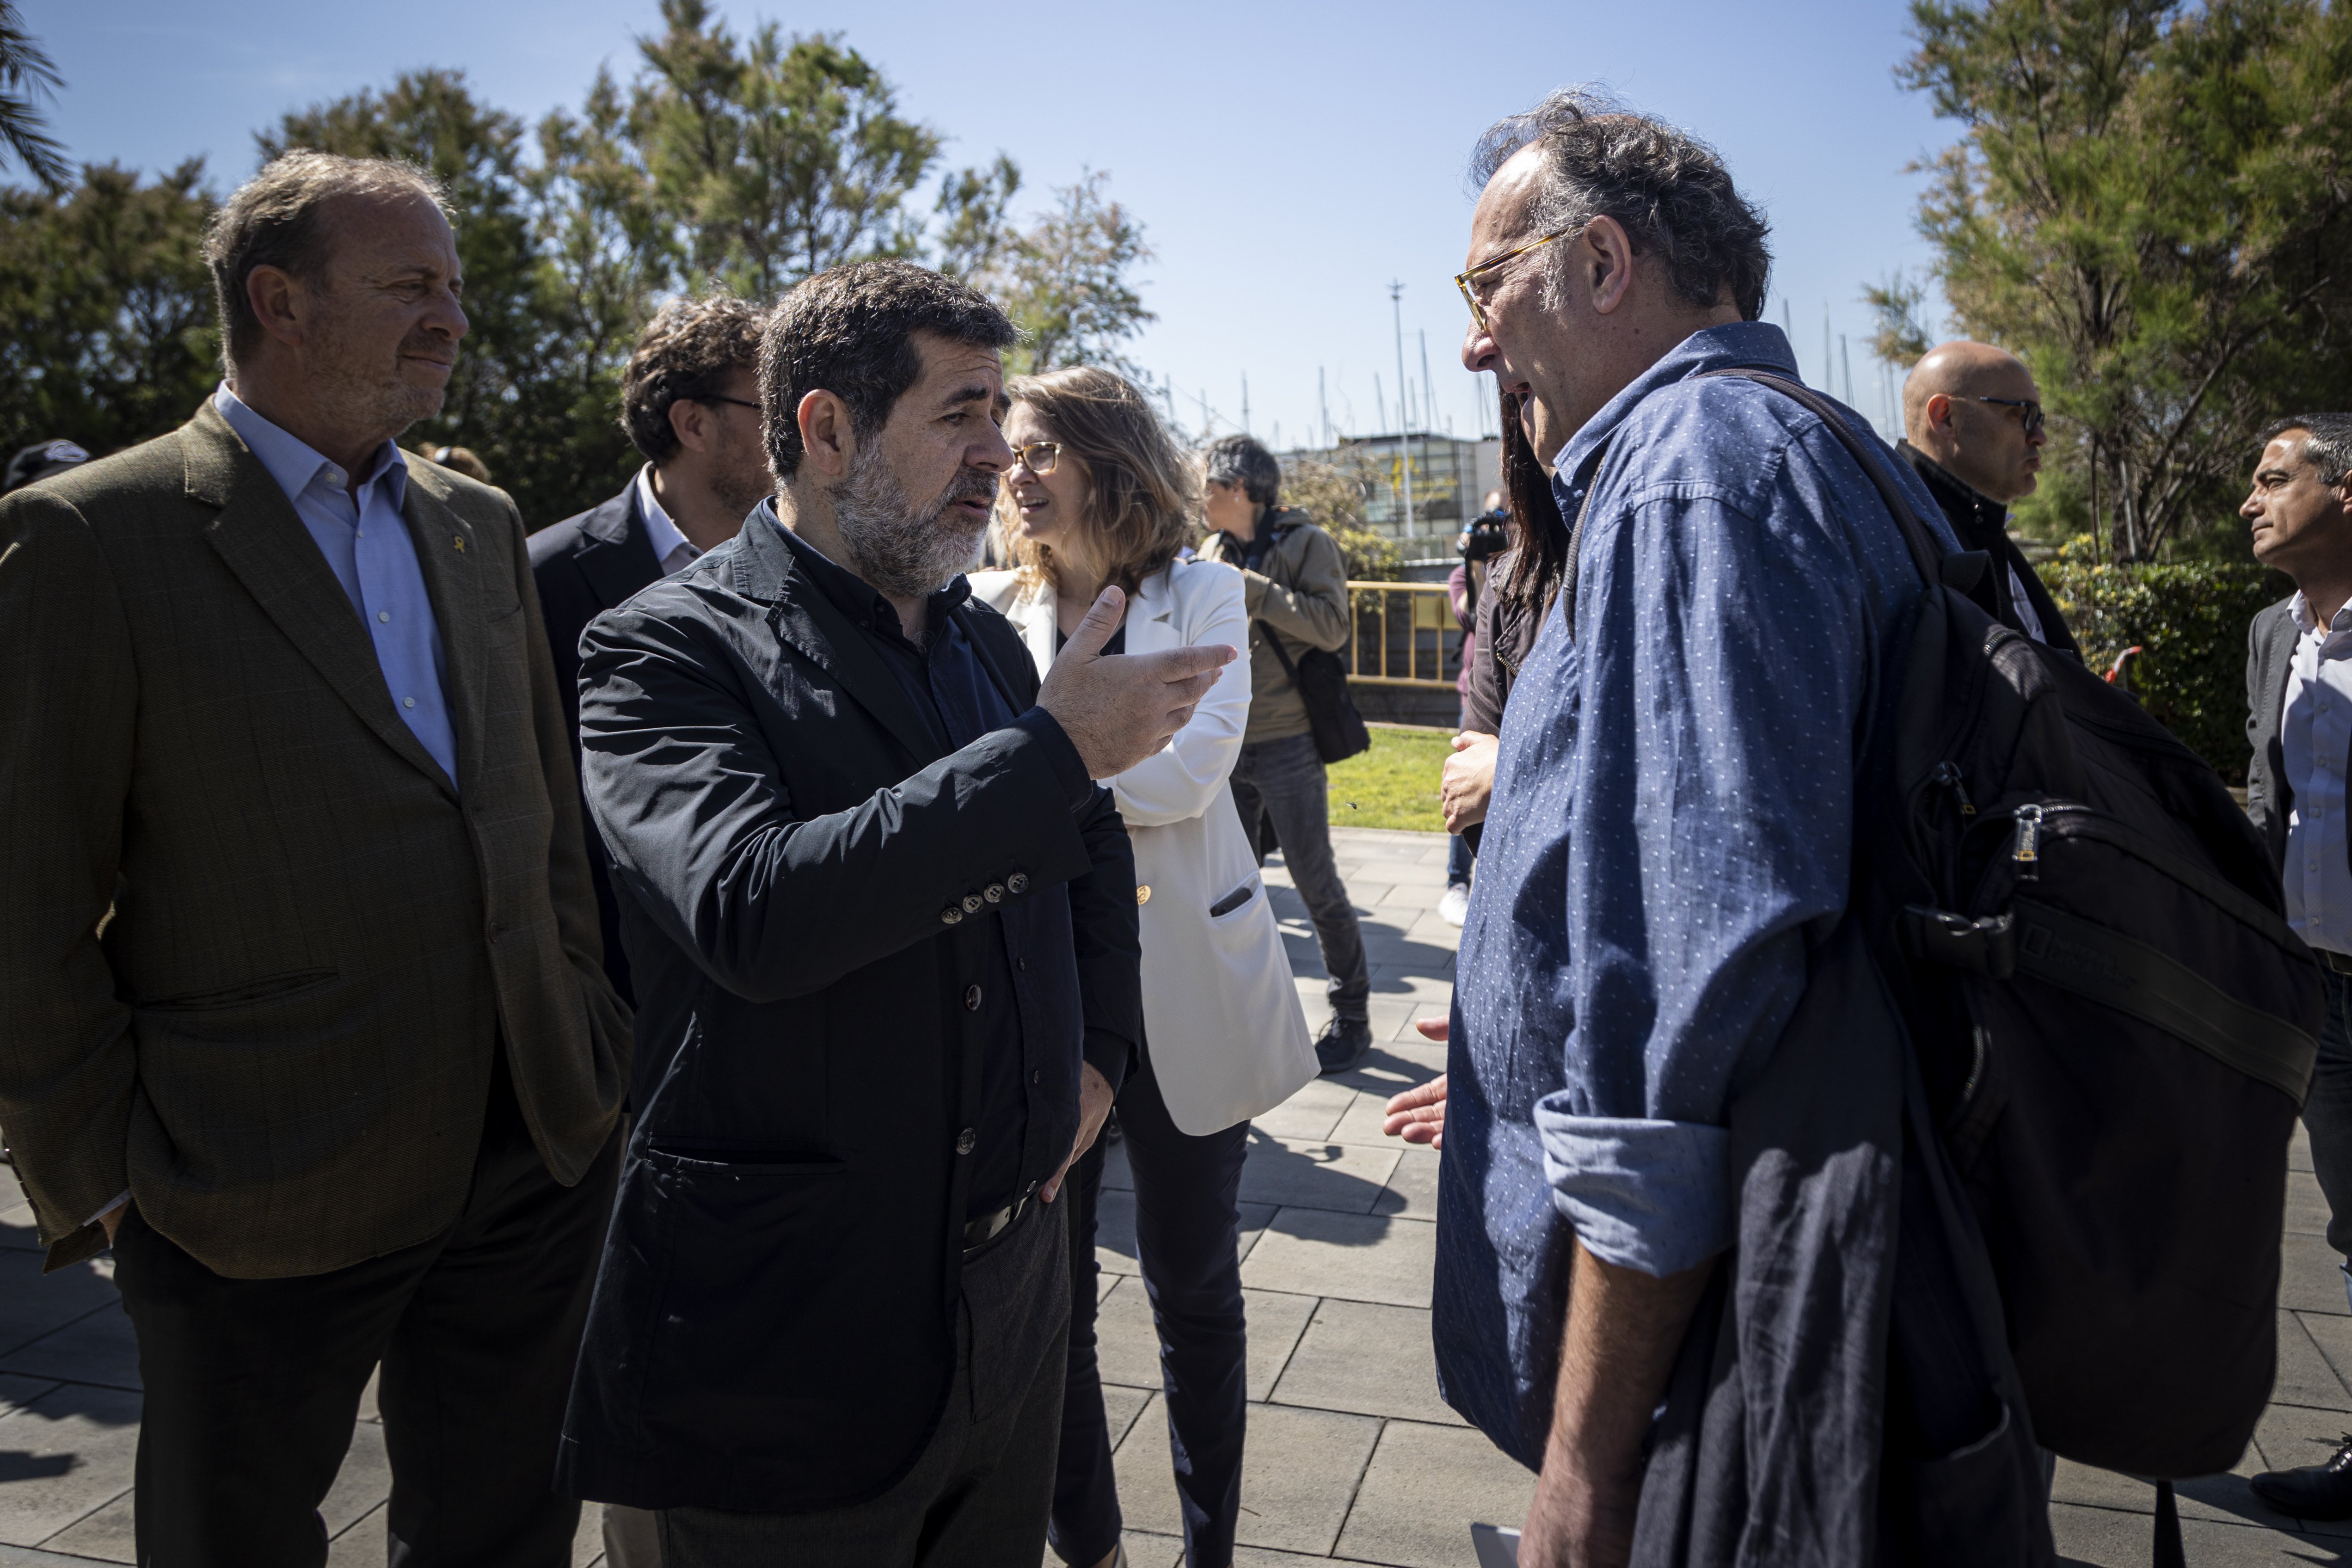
[1385,90,1957,1565]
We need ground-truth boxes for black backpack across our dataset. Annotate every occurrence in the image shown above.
[1708,371,2325,1487]
[1250,518,1370,764]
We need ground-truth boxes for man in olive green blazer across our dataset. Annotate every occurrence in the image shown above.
[0,152,627,1567]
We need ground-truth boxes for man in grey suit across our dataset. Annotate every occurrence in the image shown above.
[2243,412,2352,1517]
[0,151,628,1566]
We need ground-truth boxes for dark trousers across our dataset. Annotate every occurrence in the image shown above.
[1229,732,1369,1021]
[2303,968,2352,1310]
[1052,1054,1250,1568]
[1446,833,1474,886]
[111,1061,620,1568]
[659,1198,1071,1568]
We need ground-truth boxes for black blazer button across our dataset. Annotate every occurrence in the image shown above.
[1006,872,1030,894]
[940,906,964,926]
[983,884,1005,904]
[962,893,984,914]
[955,1127,976,1155]
[964,984,983,1010]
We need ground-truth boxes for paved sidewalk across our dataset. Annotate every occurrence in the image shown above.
[3,825,2348,1565]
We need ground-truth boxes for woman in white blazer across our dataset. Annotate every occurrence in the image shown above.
[972,367,1314,1568]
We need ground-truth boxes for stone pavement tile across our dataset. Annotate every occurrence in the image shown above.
[1373,1149,1441,1221]
[2292,1168,2334,1239]
[319,1418,390,1538]
[2281,1312,2352,1411]
[0,1382,58,1424]
[2296,1120,2316,1175]
[1230,1548,1348,1566]
[576,1504,608,1568]
[1397,914,1462,953]
[0,1162,35,1253]
[1093,1193,1276,1276]
[0,1381,140,1548]
[1240,1132,1400,1216]
[2048,1500,2326,1566]
[359,1365,379,1423]
[1241,1211,1435,1310]
[2052,1459,2291,1532]
[0,1305,138,1394]
[1377,882,1443,911]
[1270,1299,1459,1426]
[325,1503,385,1565]
[1366,966,1455,1002]
[38,1489,132,1563]
[1330,1095,1414,1150]
[1254,1081,1359,1142]
[2284,1234,2352,1316]
[1047,1529,1182,1568]
[1116,1398,1380,1555]
[1089,1278,1315,1408]
[0,1256,117,1363]
[1110,1382,1167,1457]
[1334,1418,1536,1568]
[1243,1291,1317,1403]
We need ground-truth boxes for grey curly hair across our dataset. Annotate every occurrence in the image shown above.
[1471,89,1772,321]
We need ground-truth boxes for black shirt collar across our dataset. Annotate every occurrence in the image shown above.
[1896,440,2008,550]
[766,505,971,651]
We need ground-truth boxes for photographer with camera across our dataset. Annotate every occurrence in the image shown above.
[1441,491,1511,925]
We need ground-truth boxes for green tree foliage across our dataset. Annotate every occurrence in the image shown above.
[0,161,218,455]
[2044,547,2288,778]
[1864,270,1936,365]
[1279,454,1403,580]
[631,1,978,295]
[989,171,1155,379]
[1895,0,2352,560]
[1,6,1152,527]
[262,70,639,524]
[0,2,66,190]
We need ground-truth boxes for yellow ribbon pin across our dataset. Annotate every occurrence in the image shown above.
[453,534,465,552]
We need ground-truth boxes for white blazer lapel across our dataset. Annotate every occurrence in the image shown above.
[1012,586,1057,678]
[1125,567,1179,657]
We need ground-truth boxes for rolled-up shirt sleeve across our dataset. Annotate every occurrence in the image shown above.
[1536,481,1871,1278]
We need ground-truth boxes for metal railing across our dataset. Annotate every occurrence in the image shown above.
[1345,580,1463,689]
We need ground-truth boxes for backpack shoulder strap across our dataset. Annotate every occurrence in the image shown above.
[1696,369,1946,587]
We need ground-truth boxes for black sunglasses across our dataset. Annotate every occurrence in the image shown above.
[1975,395,2045,437]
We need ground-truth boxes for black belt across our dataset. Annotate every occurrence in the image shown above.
[962,1198,1025,1253]
[2323,948,2352,978]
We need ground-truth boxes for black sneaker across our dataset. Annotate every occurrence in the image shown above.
[2253,1433,2352,1519]
[1315,1015,1374,1076]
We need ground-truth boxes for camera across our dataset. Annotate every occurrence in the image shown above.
[1458,510,1510,565]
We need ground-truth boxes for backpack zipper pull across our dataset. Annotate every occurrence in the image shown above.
[2014,803,2042,881]
[1933,761,1976,817]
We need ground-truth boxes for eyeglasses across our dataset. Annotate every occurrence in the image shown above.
[694,394,761,414]
[1975,396,2046,437]
[1008,441,1061,477]
[1455,223,1584,332]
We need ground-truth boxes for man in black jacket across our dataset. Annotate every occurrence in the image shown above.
[556,260,1236,1568]
[529,294,771,1007]
[1896,339,2078,654]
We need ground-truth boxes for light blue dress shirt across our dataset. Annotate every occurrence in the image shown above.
[212,385,459,784]
[1433,324,1957,1462]
[2281,590,2352,955]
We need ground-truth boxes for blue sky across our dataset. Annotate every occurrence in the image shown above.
[30,0,1956,449]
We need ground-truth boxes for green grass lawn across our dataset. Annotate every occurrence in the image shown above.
[1323,724,1452,835]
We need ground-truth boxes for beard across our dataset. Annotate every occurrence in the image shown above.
[710,429,779,525]
[306,314,450,442]
[829,443,996,600]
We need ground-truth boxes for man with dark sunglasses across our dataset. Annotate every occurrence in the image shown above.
[1897,339,2078,653]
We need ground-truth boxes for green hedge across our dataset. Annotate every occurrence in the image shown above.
[2041,554,2287,784]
